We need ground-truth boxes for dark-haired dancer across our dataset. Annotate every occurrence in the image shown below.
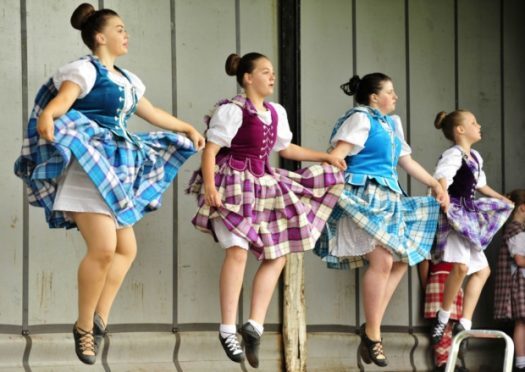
[430,109,512,346]
[494,189,525,372]
[314,73,446,367]
[14,3,204,364]
[187,52,345,367]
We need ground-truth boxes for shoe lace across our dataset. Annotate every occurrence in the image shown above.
[371,342,386,360]
[224,334,243,355]
[77,327,95,355]
[432,320,447,338]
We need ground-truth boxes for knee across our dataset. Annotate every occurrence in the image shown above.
[225,247,248,265]
[369,256,393,276]
[266,256,286,271]
[453,263,469,277]
[89,245,116,267]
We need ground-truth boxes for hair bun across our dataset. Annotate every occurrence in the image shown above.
[340,75,360,96]
[225,54,241,76]
[71,3,96,30]
[434,111,447,129]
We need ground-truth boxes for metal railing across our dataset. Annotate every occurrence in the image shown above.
[445,329,514,372]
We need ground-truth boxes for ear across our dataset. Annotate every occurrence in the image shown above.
[243,72,253,86]
[370,93,378,104]
[95,33,106,46]
[456,125,465,135]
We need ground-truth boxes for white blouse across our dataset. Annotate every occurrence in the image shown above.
[508,232,525,277]
[206,102,293,151]
[330,111,412,157]
[52,57,146,113]
[433,147,487,189]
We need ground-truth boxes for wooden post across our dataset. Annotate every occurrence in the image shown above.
[283,253,306,372]
[278,0,305,370]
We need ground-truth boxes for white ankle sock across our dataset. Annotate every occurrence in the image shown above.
[459,318,472,330]
[219,324,237,338]
[248,319,264,336]
[437,308,451,324]
[515,356,525,368]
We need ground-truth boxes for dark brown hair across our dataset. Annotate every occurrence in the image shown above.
[340,73,392,105]
[506,189,525,220]
[71,3,119,51]
[225,52,267,87]
[434,110,469,142]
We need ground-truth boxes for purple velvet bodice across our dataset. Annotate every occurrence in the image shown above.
[448,152,480,207]
[216,101,278,177]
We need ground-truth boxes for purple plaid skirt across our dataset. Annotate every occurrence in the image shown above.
[187,162,344,260]
[436,197,513,252]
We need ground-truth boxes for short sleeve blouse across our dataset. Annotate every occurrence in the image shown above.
[206,102,293,151]
[330,111,412,157]
[433,147,487,189]
[52,57,146,101]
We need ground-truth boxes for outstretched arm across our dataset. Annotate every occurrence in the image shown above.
[135,96,205,150]
[278,143,346,170]
[37,81,82,141]
[398,155,449,209]
[477,185,513,204]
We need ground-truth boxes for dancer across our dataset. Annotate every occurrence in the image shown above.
[430,110,513,345]
[314,73,446,367]
[14,3,204,364]
[187,52,345,368]
[494,189,525,372]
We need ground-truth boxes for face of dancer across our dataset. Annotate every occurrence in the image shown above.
[96,16,129,57]
[244,58,276,99]
[370,80,397,115]
[457,111,482,144]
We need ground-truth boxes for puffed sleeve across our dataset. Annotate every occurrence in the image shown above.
[270,103,293,151]
[121,69,146,100]
[391,115,412,157]
[206,103,243,147]
[433,147,462,188]
[330,111,370,155]
[472,150,487,188]
[52,58,96,98]
[508,232,525,257]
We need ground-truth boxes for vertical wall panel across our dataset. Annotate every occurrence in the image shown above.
[355,0,409,327]
[26,0,96,325]
[301,0,356,326]
[457,0,502,327]
[458,0,502,191]
[239,0,281,325]
[503,0,525,191]
[0,0,23,326]
[175,0,236,325]
[407,0,455,326]
[105,0,174,324]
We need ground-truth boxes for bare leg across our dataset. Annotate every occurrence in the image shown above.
[220,247,248,324]
[441,263,468,311]
[461,265,490,320]
[73,213,117,355]
[249,256,286,324]
[377,261,408,322]
[362,246,394,340]
[514,320,525,357]
[95,227,137,325]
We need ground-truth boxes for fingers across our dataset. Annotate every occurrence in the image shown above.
[205,192,222,208]
[191,133,205,151]
[37,127,54,141]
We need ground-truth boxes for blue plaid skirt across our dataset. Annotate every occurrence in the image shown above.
[14,81,196,229]
[314,180,439,269]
